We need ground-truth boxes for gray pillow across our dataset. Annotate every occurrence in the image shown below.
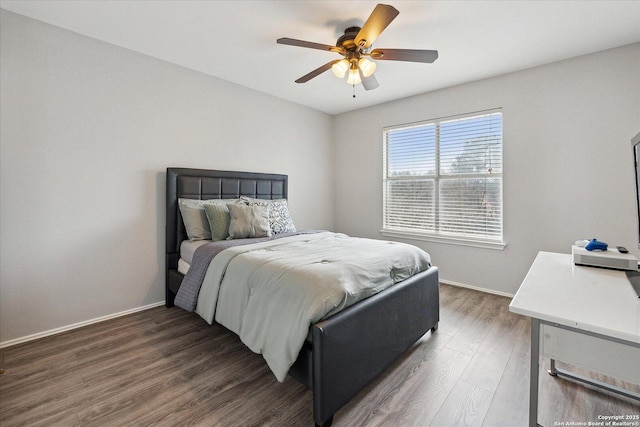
[227,204,271,239]
[178,199,212,240]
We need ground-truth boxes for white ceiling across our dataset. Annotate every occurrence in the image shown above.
[2,1,639,115]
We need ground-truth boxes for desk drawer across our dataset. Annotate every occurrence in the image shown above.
[541,323,640,384]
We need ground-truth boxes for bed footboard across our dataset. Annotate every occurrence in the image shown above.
[310,267,439,426]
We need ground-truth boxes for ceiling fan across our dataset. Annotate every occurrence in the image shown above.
[277,3,438,92]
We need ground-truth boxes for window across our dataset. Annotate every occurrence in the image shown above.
[382,110,504,248]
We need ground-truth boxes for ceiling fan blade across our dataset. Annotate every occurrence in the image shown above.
[277,37,345,54]
[355,4,399,50]
[295,60,342,83]
[370,48,439,63]
[359,69,380,91]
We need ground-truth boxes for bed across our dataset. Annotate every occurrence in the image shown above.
[165,167,440,426]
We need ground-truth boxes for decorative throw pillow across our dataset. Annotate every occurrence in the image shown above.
[239,196,264,204]
[267,199,296,234]
[240,197,296,234]
[203,202,233,241]
[227,204,271,239]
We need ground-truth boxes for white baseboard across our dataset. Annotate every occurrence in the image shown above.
[440,279,515,298]
[0,301,165,349]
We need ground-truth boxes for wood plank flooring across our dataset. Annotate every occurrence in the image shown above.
[1,284,638,426]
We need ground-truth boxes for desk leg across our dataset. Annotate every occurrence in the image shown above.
[530,318,542,427]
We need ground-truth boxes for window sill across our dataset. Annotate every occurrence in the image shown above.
[379,229,507,250]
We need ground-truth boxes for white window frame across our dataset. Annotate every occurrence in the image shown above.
[381,109,506,250]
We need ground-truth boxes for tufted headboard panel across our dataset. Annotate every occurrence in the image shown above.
[165,168,287,305]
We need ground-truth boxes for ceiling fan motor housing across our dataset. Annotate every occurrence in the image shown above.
[336,27,362,51]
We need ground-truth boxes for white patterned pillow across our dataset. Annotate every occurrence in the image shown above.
[241,197,296,234]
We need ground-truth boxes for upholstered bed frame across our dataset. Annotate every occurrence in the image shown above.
[165,167,440,426]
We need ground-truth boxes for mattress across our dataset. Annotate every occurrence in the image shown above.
[178,258,191,275]
[180,239,211,264]
[178,239,211,274]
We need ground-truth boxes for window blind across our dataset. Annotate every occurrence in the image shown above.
[383,110,503,243]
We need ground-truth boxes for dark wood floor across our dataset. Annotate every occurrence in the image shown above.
[1,284,638,426]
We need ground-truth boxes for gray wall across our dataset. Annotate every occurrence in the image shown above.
[333,42,640,296]
[0,10,334,344]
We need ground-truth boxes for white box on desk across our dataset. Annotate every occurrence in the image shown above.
[572,245,638,271]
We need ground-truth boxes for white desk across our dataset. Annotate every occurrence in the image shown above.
[509,251,640,427]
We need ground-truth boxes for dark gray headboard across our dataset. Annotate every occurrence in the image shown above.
[165,168,288,305]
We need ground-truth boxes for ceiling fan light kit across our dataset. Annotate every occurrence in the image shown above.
[277,3,438,95]
[347,66,362,85]
[331,59,349,78]
[358,58,377,77]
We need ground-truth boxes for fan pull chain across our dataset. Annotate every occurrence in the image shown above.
[353,84,356,98]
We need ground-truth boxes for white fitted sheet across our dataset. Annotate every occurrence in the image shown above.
[180,239,211,264]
